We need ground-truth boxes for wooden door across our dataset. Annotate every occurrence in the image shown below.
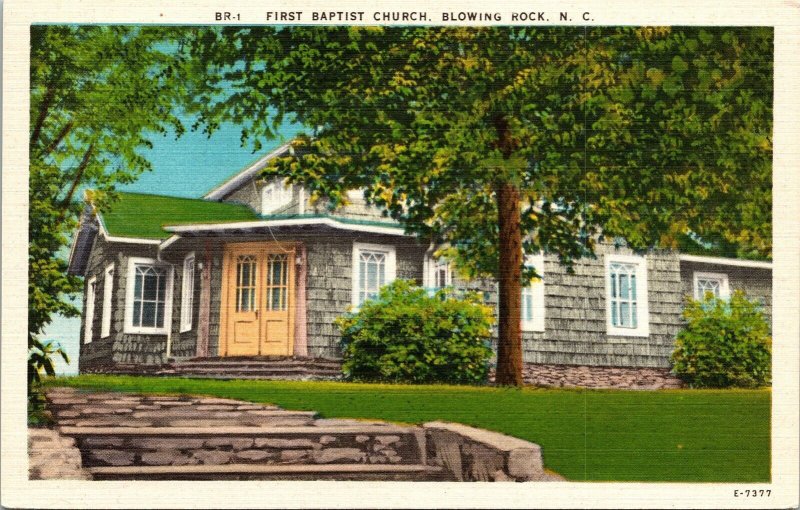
[221,243,294,356]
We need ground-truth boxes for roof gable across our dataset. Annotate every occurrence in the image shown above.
[99,192,259,240]
[203,143,291,200]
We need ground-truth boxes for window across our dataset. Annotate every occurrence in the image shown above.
[235,255,257,311]
[100,263,114,338]
[84,276,97,344]
[424,256,452,292]
[180,253,195,332]
[693,271,730,300]
[605,254,649,337]
[266,253,289,311]
[124,257,173,334]
[522,254,546,332]
[352,242,396,307]
[261,181,293,213]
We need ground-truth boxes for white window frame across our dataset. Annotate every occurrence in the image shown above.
[522,254,546,332]
[351,242,397,308]
[180,252,196,332]
[605,254,650,337]
[100,263,114,338]
[84,275,97,344]
[261,180,293,214]
[423,255,452,291]
[693,271,730,300]
[124,257,174,335]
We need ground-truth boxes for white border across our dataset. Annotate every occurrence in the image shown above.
[163,217,409,237]
[604,253,650,337]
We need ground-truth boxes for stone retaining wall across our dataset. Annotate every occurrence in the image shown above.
[424,421,558,482]
[499,363,684,389]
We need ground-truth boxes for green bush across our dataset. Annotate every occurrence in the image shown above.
[336,280,495,384]
[671,291,771,388]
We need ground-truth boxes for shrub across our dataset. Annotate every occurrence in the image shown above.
[670,291,771,388]
[336,280,495,384]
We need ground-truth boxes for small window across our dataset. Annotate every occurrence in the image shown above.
[522,254,545,332]
[84,276,97,344]
[352,242,396,308]
[262,181,293,214]
[124,258,173,335]
[266,253,289,311]
[693,271,730,300]
[605,254,649,337]
[424,256,452,293]
[100,263,114,338]
[180,253,195,332]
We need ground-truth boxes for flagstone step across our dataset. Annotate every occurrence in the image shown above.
[88,463,449,481]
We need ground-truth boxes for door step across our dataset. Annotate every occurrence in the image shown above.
[88,463,447,481]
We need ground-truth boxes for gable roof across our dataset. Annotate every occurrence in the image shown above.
[203,143,291,200]
[99,192,260,240]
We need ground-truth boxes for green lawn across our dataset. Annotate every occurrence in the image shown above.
[46,375,770,482]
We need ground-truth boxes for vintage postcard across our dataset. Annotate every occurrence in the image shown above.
[2,0,799,508]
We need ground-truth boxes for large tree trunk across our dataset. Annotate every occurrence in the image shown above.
[495,181,524,386]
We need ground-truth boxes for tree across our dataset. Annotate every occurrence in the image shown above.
[28,26,195,383]
[190,27,772,385]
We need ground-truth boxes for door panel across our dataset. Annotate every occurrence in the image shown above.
[225,252,260,356]
[221,244,294,357]
[261,251,293,355]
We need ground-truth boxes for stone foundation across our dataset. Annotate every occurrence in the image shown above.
[491,363,684,389]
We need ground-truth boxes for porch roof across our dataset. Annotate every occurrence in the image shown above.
[99,192,260,240]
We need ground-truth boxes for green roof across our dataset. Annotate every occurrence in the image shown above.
[99,192,259,240]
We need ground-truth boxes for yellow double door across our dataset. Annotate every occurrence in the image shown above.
[221,242,295,356]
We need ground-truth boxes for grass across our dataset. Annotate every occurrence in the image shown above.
[46,375,770,483]
[101,192,259,239]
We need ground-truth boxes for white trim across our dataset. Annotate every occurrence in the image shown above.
[204,143,292,200]
[163,217,409,237]
[124,257,174,335]
[351,242,397,308]
[84,276,97,344]
[522,254,545,333]
[678,254,772,269]
[180,252,196,333]
[604,254,650,337]
[298,187,306,215]
[100,263,114,338]
[261,181,294,214]
[159,235,182,252]
[693,271,731,300]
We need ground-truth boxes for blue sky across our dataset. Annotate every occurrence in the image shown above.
[47,119,301,374]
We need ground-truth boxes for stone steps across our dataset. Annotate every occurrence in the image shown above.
[88,463,448,481]
[161,357,343,380]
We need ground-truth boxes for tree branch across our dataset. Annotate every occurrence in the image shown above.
[54,143,94,227]
[43,121,74,156]
[30,84,57,148]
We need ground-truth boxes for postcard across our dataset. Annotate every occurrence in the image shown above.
[2,0,798,508]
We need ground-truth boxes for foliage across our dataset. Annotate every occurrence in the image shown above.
[191,26,772,269]
[335,280,494,384]
[48,376,771,482]
[28,338,68,424]
[671,291,771,388]
[28,26,198,384]
[189,26,773,384]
